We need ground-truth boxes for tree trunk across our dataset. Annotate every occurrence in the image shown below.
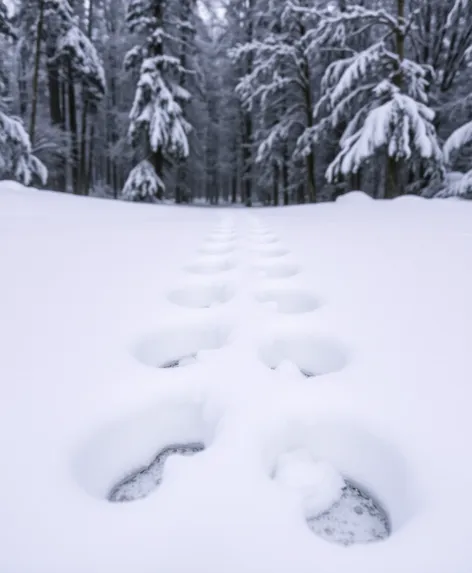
[282,129,289,206]
[46,58,65,190]
[385,0,406,198]
[68,62,79,194]
[303,105,316,203]
[273,162,279,206]
[299,19,316,203]
[87,123,95,193]
[242,0,254,207]
[386,156,399,198]
[232,173,237,203]
[78,0,95,195]
[29,0,45,147]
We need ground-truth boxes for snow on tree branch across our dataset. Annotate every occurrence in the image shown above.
[443,121,472,165]
[122,159,164,201]
[129,57,190,159]
[0,112,48,185]
[0,1,16,39]
[55,27,106,101]
[326,89,442,182]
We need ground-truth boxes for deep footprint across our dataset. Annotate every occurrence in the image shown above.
[307,480,390,546]
[108,443,205,502]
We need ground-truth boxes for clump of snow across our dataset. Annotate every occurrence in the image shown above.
[275,360,306,379]
[336,190,373,204]
[274,449,345,517]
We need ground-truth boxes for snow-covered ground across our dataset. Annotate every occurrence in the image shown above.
[1,182,472,573]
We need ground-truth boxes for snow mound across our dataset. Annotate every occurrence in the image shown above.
[274,449,345,517]
[336,191,373,204]
[275,360,306,379]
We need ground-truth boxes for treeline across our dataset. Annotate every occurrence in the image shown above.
[0,0,472,205]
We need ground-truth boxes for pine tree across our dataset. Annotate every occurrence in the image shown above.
[303,2,443,198]
[122,0,192,201]
[232,0,320,204]
[0,1,47,186]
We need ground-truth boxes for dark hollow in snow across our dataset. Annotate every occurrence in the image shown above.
[307,480,390,546]
[270,365,315,378]
[108,443,205,502]
[159,354,197,369]
[300,369,315,378]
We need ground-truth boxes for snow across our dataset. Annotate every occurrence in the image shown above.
[274,449,345,517]
[1,183,472,573]
[443,120,472,164]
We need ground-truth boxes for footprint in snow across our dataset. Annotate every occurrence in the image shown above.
[108,443,205,503]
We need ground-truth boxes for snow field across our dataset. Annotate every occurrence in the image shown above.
[83,215,391,545]
[1,185,472,573]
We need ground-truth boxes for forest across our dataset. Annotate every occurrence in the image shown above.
[0,0,472,206]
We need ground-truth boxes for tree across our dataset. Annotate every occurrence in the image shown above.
[53,18,106,193]
[302,2,443,198]
[122,0,193,201]
[0,1,47,186]
[232,0,321,204]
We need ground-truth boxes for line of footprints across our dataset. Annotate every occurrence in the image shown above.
[106,219,391,547]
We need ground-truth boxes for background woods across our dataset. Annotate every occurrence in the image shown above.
[0,0,472,204]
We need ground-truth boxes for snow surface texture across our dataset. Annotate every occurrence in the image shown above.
[1,184,472,573]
